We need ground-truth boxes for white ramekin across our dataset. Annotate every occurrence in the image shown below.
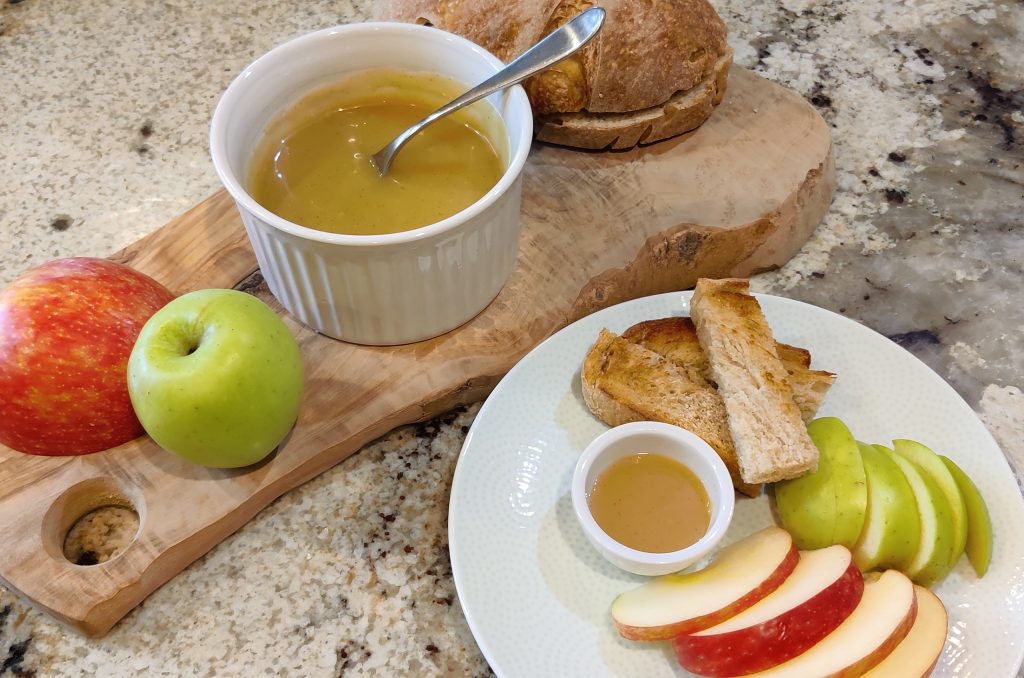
[210,23,532,345]
[572,421,736,576]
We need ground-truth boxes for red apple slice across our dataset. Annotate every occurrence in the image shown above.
[862,585,948,678]
[673,545,864,676]
[746,569,917,677]
[612,527,798,641]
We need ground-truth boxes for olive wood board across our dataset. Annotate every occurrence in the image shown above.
[0,65,834,637]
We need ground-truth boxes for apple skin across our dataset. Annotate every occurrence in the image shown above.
[892,439,968,565]
[128,289,303,468]
[612,527,798,641]
[822,421,868,549]
[774,417,867,550]
[0,257,175,455]
[853,442,921,572]
[674,546,864,677]
[941,456,993,577]
[880,446,956,587]
[746,569,917,678]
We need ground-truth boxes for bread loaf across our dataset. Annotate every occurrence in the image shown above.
[373,0,731,149]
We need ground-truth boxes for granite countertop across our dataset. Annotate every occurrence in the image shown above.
[1,0,1022,675]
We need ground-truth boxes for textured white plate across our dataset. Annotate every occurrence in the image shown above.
[449,292,1024,678]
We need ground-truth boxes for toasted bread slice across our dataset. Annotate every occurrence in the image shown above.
[582,329,762,497]
[620,317,710,385]
[690,279,819,484]
[779,347,836,422]
[621,317,834,422]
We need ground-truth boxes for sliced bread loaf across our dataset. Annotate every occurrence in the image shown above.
[534,50,732,149]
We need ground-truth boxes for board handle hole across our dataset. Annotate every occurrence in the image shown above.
[63,505,140,566]
[42,478,144,567]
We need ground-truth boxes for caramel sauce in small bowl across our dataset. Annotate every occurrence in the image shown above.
[587,452,711,554]
[571,421,735,576]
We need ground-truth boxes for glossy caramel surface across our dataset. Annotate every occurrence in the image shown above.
[588,453,711,553]
[249,69,504,236]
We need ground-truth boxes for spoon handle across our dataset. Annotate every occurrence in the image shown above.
[372,7,605,175]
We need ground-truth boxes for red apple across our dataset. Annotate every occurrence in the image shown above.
[612,527,798,641]
[674,545,864,676]
[745,569,917,677]
[0,257,174,455]
[862,585,947,678]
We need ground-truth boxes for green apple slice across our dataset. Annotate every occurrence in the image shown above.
[775,417,866,550]
[853,443,921,572]
[880,446,956,586]
[941,456,993,577]
[819,420,868,548]
[892,439,968,563]
[774,444,835,550]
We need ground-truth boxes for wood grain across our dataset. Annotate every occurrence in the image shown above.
[0,66,834,636]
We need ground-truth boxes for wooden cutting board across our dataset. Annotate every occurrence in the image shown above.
[0,66,834,637]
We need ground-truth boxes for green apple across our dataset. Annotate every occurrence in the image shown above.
[941,456,993,577]
[881,445,956,586]
[774,417,867,549]
[892,439,968,563]
[853,442,920,572]
[128,289,304,468]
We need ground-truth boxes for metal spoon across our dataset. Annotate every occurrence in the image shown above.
[370,7,605,177]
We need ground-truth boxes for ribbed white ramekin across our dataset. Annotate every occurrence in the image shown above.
[210,22,532,345]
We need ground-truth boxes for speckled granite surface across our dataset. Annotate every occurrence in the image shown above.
[1,0,1022,675]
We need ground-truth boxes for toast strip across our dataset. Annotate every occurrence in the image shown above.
[689,279,819,484]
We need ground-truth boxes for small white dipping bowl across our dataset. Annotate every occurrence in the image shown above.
[571,421,735,576]
[210,22,532,345]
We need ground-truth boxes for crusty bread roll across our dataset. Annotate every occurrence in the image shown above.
[373,0,732,149]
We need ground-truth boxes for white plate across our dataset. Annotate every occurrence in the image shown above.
[449,292,1024,677]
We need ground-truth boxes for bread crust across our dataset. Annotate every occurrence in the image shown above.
[534,50,731,149]
[583,0,727,113]
[373,0,555,63]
